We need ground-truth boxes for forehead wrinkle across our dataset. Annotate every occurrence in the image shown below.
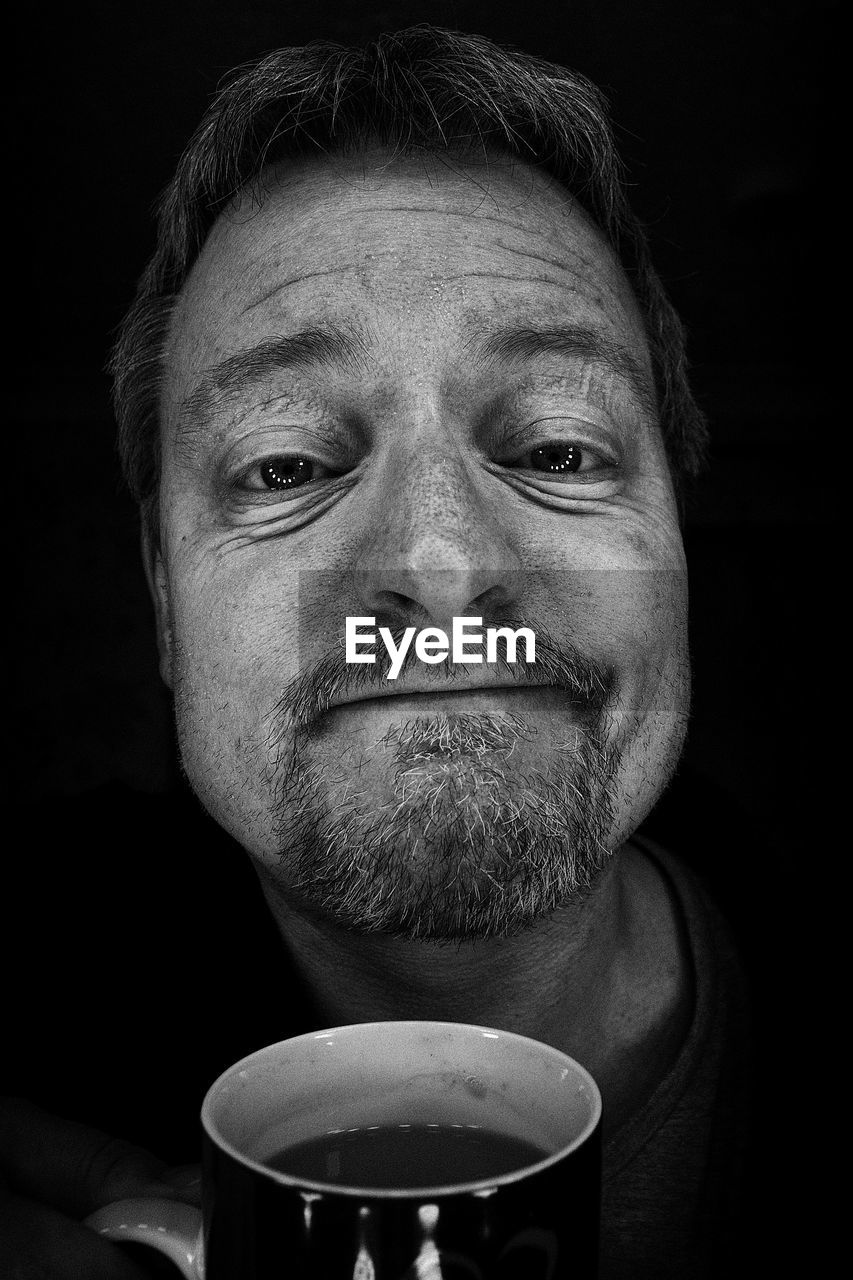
[238,236,620,321]
[316,205,552,233]
[458,240,612,275]
[241,260,609,326]
[231,196,601,304]
[241,268,355,317]
[439,271,585,287]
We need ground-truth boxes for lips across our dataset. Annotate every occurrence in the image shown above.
[324,681,559,713]
[276,638,612,735]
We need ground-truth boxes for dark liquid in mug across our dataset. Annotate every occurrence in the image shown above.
[266,1123,549,1189]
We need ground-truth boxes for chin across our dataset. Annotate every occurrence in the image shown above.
[267,728,619,941]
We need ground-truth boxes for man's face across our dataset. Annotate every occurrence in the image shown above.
[150,147,689,940]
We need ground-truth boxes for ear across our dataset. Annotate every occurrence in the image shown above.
[141,521,175,689]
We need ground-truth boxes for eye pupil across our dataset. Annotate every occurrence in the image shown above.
[530,445,582,473]
[261,458,313,489]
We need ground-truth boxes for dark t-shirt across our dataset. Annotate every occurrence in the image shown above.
[601,837,752,1278]
[3,782,770,1276]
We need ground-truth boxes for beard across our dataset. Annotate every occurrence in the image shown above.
[265,628,619,942]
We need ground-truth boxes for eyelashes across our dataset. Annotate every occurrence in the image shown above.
[228,419,619,502]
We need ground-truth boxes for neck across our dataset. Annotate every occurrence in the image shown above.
[260,858,623,1032]
[253,842,693,1136]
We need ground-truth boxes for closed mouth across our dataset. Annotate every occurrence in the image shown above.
[325,683,561,713]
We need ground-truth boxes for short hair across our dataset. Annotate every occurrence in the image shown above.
[111,24,707,530]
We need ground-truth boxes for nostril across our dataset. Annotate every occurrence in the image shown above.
[355,570,521,639]
[370,591,433,632]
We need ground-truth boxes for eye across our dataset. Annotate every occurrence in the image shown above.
[506,441,607,477]
[244,456,334,491]
[528,444,583,474]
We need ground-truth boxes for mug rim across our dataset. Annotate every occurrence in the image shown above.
[201,1019,602,1200]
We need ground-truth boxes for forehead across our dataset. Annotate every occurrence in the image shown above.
[162,146,652,410]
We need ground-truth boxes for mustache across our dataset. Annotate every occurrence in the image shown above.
[267,618,615,743]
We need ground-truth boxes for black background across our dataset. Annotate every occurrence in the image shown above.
[10,0,834,1263]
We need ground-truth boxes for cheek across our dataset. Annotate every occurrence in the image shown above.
[165,550,303,845]
[599,568,691,831]
[555,485,688,695]
[547,560,688,678]
[607,567,689,677]
[602,567,688,698]
[168,533,302,676]
[633,574,690,742]
[549,563,688,750]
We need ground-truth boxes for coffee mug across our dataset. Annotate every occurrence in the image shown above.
[86,1020,602,1278]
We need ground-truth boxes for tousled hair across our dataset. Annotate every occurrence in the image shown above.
[111,25,707,530]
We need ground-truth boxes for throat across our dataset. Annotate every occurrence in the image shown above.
[257,853,620,1035]
[254,841,694,1140]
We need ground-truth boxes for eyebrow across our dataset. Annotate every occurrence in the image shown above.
[177,318,657,441]
[469,323,658,417]
[179,322,370,424]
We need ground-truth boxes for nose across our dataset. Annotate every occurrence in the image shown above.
[362,567,514,636]
[355,437,522,633]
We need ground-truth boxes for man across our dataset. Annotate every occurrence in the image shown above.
[2,26,753,1278]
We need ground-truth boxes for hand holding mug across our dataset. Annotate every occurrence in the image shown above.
[0,1097,200,1279]
[85,1022,602,1279]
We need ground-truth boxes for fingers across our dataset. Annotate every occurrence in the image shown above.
[159,1164,203,1208]
[0,1188,156,1280]
[0,1098,177,1217]
[0,1100,200,1276]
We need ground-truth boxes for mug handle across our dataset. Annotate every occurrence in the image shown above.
[84,1196,204,1278]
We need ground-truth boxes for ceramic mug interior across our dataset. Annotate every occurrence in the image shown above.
[202,1020,601,1196]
